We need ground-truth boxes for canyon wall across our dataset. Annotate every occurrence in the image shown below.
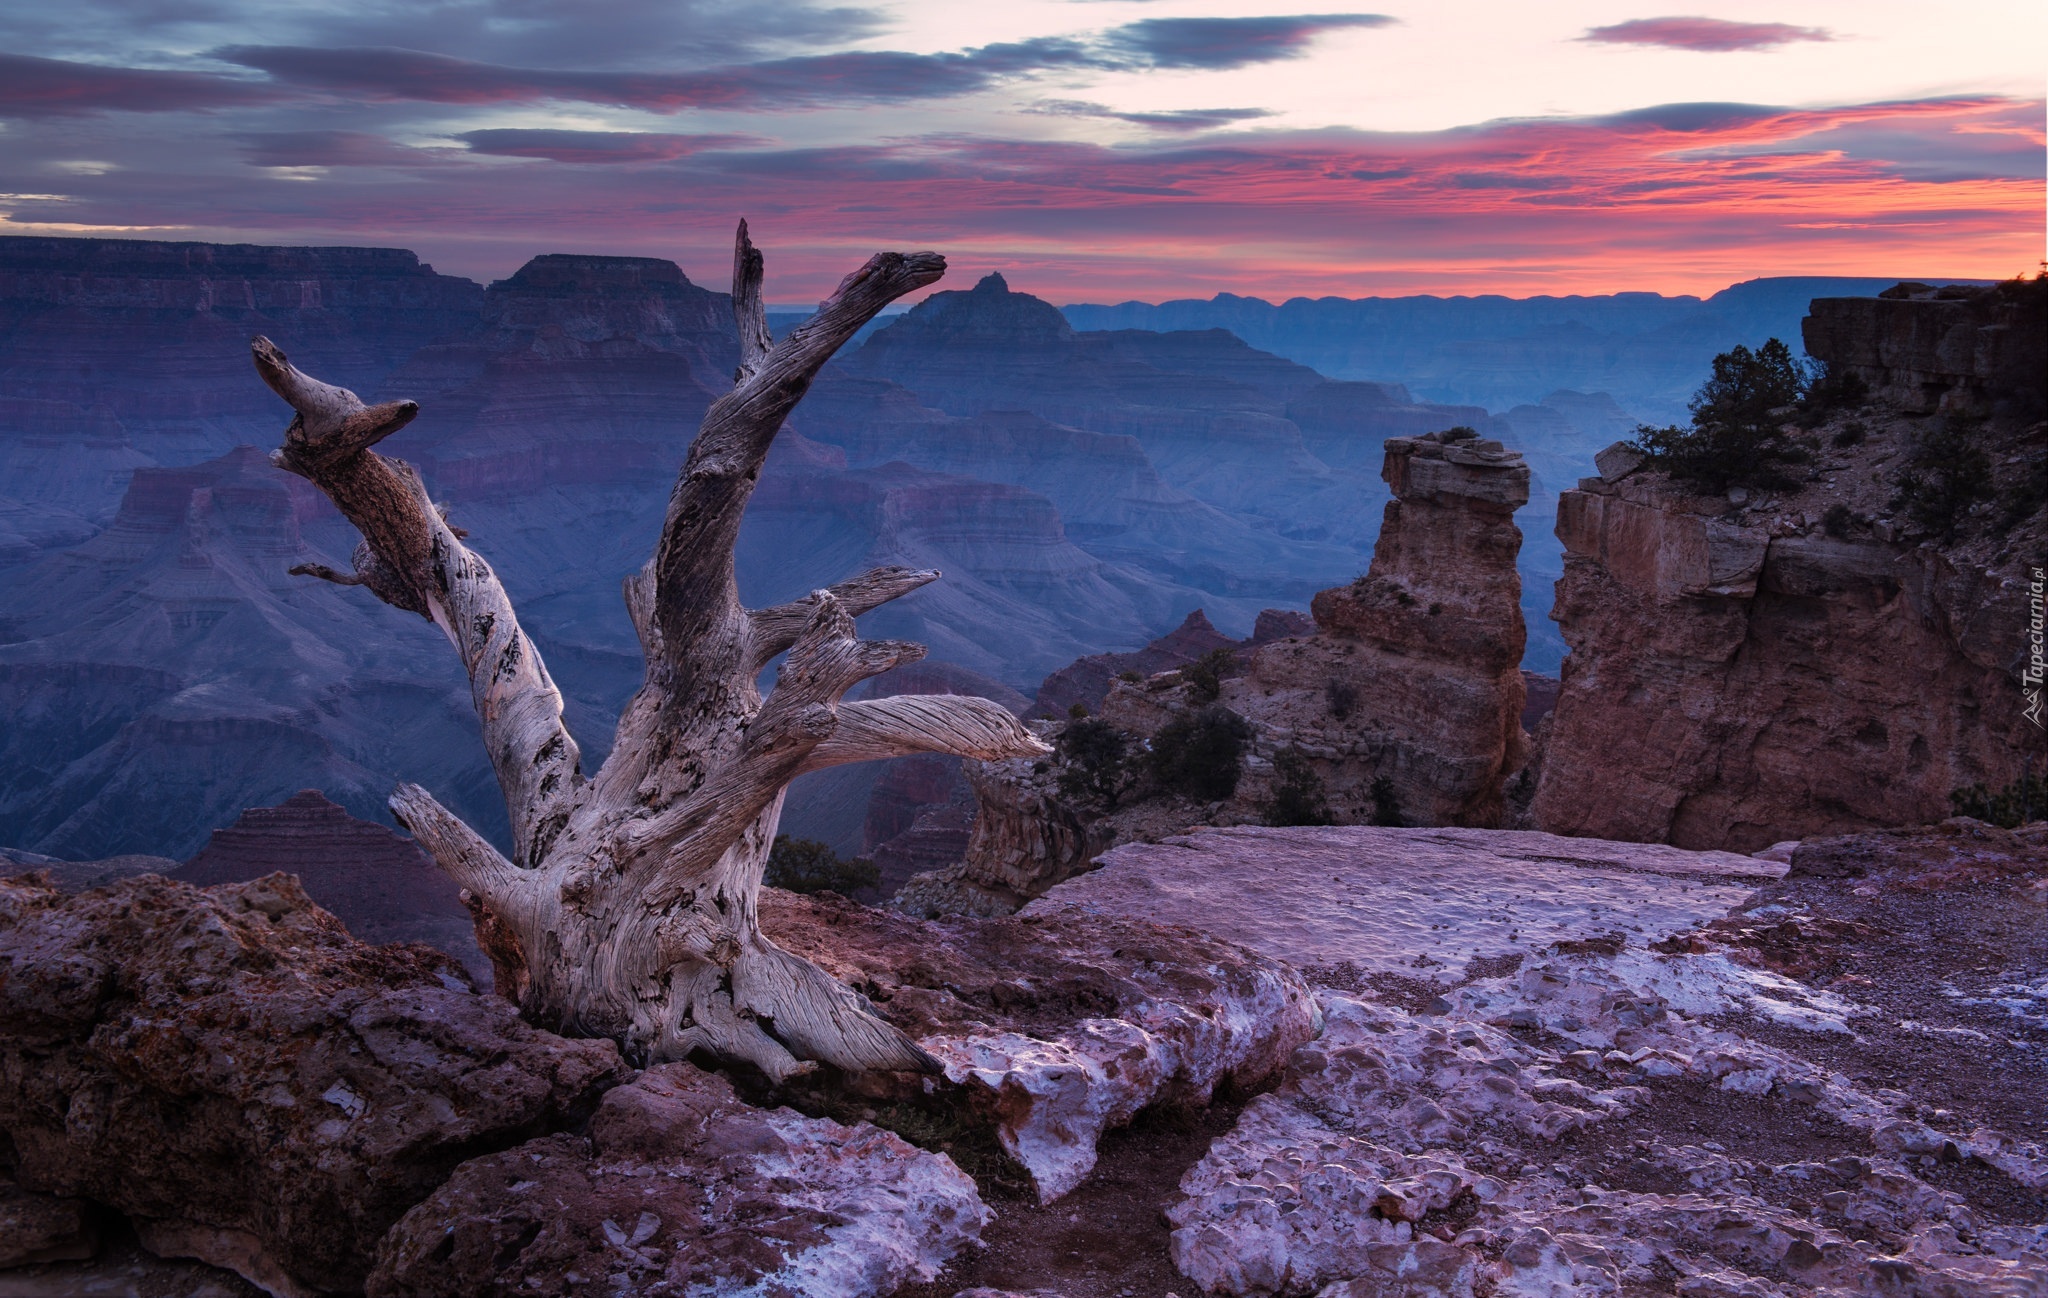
[1532,281,2045,850]
[1803,279,2046,420]
[1063,275,1970,423]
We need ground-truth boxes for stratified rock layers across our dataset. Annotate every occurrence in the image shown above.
[1262,427,1530,827]
[172,788,486,979]
[1533,282,2044,851]
[1532,478,2033,850]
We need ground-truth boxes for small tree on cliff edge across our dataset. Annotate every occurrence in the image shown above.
[252,223,1047,1082]
[1629,338,1810,493]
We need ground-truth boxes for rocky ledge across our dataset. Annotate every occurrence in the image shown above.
[0,864,1317,1295]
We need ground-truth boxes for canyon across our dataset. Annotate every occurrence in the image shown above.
[0,234,1764,860]
[1063,276,1968,425]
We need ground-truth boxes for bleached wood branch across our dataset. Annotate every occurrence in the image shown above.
[646,243,944,674]
[747,565,940,669]
[799,694,1051,773]
[254,337,584,868]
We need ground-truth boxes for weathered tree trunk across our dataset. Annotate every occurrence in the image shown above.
[254,224,1047,1080]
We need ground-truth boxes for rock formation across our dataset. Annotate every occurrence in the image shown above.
[890,749,1102,919]
[894,606,1328,918]
[0,446,490,859]
[0,237,482,522]
[1227,426,1531,827]
[1029,608,1242,720]
[1533,281,2045,851]
[172,789,486,979]
[902,429,1535,918]
[367,1063,989,1298]
[0,846,173,892]
[1012,819,2048,1296]
[0,861,1318,1291]
[759,889,1317,1202]
[1063,275,1960,423]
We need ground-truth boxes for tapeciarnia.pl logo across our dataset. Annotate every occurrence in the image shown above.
[2025,565,2046,730]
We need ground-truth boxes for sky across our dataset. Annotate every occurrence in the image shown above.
[0,0,2042,302]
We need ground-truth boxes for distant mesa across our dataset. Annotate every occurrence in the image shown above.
[172,789,487,980]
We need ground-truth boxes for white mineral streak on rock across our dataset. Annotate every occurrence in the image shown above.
[1025,825,1781,978]
[736,1110,992,1297]
[1082,826,2047,1296]
[926,962,1318,1202]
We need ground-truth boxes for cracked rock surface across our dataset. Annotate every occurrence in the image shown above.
[762,891,1319,1203]
[1156,824,2048,1297]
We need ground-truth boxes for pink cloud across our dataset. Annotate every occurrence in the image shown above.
[1579,17,1834,52]
[8,96,2038,300]
[0,53,280,118]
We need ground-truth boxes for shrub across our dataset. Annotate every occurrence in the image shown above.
[1067,701,1091,720]
[1821,503,1854,538]
[1367,775,1404,827]
[1179,647,1238,703]
[765,836,880,896]
[1890,415,1992,540]
[1149,705,1252,802]
[1830,420,1867,449]
[1950,774,2044,829]
[1801,358,1868,415]
[1056,717,1135,809]
[1628,338,1811,493]
[1263,747,1332,826]
[1325,677,1359,720]
[1117,669,1142,683]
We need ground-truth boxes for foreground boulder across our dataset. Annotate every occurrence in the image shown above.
[0,872,624,1296]
[369,1063,989,1298]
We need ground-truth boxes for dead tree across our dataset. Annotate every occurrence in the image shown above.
[252,223,1047,1080]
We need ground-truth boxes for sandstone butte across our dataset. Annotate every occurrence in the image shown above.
[899,425,1535,918]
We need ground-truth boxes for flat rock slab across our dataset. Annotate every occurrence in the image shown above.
[1026,826,1784,981]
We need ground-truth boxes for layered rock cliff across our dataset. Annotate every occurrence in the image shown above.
[1533,280,2046,850]
[0,237,482,519]
[1225,427,1531,827]
[0,447,493,859]
[902,428,1535,916]
[1803,278,2046,420]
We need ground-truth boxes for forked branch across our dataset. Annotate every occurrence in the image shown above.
[253,338,584,867]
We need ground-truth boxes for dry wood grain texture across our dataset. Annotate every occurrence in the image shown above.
[255,221,1048,1079]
